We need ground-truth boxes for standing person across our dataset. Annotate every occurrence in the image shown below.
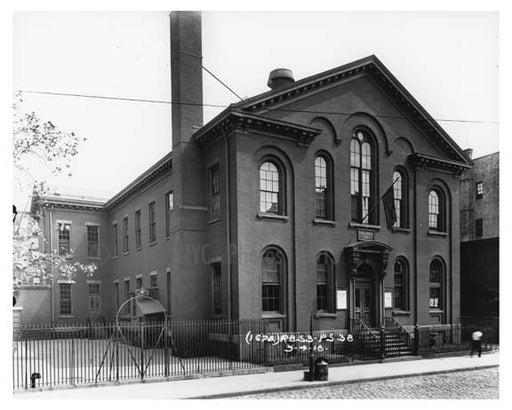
[471,330,483,357]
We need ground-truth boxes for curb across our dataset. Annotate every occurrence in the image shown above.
[192,364,499,399]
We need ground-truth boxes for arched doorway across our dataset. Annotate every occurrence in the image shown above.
[346,240,392,328]
[354,264,375,326]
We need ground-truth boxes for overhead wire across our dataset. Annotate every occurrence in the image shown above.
[16,89,497,125]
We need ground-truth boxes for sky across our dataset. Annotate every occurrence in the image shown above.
[12,11,499,208]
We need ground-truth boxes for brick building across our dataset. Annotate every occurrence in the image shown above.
[27,11,472,332]
[460,151,499,316]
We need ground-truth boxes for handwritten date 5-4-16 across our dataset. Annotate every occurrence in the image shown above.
[244,331,354,345]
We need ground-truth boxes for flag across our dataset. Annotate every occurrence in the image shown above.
[382,185,396,229]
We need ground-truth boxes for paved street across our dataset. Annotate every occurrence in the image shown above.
[234,367,499,399]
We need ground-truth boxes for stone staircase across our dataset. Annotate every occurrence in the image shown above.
[352,317,414,358]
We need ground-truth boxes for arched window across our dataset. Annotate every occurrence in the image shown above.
[315,155,333,219]
[316,253,335,312]
[393,170,408,228]
[262,248,285,313]
[428,188,445,231]
[260,161,282,214]
[429,259,444,310]
[351,130,375,224]
[394,258,408,311]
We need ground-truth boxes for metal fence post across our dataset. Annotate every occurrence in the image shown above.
[380,325,386,360]
[115,323,120,383]
[140,321,144,380]
[413,324,419,355]
[164,319,170,378]
[70,333,75,386]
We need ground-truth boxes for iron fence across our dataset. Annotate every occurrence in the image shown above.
[13,318,499,390]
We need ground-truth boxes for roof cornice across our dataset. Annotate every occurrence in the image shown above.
[193,110,322,146]
[408,152,472,176]
[39,196,105,212]
[104,151,173,211]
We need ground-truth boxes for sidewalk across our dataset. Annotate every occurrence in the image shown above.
[15,352,499,399]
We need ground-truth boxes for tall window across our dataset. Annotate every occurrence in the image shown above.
[134,277,142,316]
[165,192,173,237]
[315,155,333,219]
[150,273,158,288]
[135,210,141,248]
[114,281,119,311]
[475,218,483,237]
[112,223,118,257]
[394,259,408,311]
[124,279,130,315]
[316,253,335,312]
[59,283,72,315]
[211,262,222,316]
[86,225,100,258]
[209,165,221,220]
[88,282,101,314]
[262,248,284,313]
[428,189,445,231]
[57,222,71,255]
[429,259,444,310]
[148,201,156,243]
[393,170,408,228]
[260,161,282,214]
[123,217,129,253]
[351,130,374,224]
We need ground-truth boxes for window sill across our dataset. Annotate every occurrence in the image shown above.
[112,256,118,260]
[429,309,444,314]
[349,222,381,231]
[87,256,101,260]
[149,241,157,247]
[315,312,337,319]
[136,246,142,252]
[392,310,411,316]
[392,227,410,234]
[208,218,221,225]
[428,230,448,237]
[59,315,75,319]
[257,213,289,222]
[313,219,336,226]
[123,251,129,256]
[262,313,286,319]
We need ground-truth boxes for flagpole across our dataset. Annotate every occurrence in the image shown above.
[359,176,401,226]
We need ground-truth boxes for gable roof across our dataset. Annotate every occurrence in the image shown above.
[231,55,472,166]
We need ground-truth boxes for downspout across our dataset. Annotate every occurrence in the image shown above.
[449,186,453,326]
[223,129,232,320]
[49,206,55,323]
[413,167,418,327]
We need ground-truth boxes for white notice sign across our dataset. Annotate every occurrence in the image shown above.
[336,290,347,310]
[385,292,393,308]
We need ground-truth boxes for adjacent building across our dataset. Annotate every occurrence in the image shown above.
[25,11,473,333]
[460,151,499,316]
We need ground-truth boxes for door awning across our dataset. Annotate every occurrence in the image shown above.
[136,299,166,316]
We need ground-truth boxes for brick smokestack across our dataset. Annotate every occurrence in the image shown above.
[170,11,203,148]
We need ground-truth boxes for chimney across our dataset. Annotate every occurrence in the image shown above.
[463,148,473,160]
[267,68,295,90]
[170,11,203,148]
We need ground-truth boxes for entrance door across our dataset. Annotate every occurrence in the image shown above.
[354,281,373,326]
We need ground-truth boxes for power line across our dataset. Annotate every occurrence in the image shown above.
[202,65,243,101]
[17,89,498,125]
